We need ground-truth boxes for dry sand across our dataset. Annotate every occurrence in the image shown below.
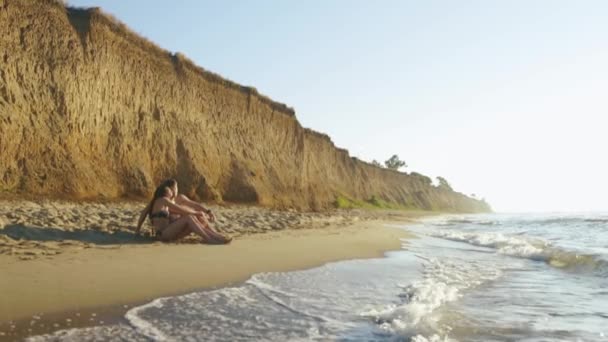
[0,199,423,339]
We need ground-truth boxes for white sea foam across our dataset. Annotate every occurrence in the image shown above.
[361,255,501,341]
[432,230,544,257]
[428,230,606,273]
[125,297,169,341]
[25,324,145,342]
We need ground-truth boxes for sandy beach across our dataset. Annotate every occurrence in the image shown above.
[0,199,421,340]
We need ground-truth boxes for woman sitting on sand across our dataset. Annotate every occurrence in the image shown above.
[136,185,231,244]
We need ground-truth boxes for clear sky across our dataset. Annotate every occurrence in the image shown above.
[69,0,608,212]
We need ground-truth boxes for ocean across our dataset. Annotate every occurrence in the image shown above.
[26,213,607,341]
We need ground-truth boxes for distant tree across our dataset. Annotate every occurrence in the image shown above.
[371,160,382,167]
[384,155,407,170]
[436,176,453,191]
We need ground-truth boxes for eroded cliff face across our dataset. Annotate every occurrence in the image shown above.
[0,0,490,212]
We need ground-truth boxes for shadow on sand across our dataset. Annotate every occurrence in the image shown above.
[0,224,155,245]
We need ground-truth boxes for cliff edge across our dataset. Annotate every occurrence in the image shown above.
[0,0,490,212]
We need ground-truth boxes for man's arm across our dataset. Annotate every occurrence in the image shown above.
[176,194,215,222]
[164,198,205,216]
[177,194,211,213]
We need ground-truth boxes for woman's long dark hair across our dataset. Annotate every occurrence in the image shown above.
[147,186,172,219]
[160,178,177,189]
[160,178,178,199]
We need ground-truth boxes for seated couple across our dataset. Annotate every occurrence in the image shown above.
[136,179,232,244]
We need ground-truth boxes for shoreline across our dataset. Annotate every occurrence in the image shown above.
[0,219,416,340]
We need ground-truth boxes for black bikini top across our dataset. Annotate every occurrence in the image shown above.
[149,210,170,220]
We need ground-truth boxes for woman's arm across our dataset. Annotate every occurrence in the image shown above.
[135,203,151,235]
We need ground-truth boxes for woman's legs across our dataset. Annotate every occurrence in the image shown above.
[194,215,231,243]
[159,216,214,242]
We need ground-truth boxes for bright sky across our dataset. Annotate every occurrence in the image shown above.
[69,0,608,213]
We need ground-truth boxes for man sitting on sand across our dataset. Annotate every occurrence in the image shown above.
[136,179,231,243]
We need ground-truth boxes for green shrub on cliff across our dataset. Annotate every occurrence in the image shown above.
[384,155,407,170]
[436,176,453,191]
[335,195,368,209]
[367,195,394,209]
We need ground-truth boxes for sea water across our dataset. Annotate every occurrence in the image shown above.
[27,213,608,341]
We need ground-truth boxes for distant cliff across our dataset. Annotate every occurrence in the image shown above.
[0,0,490,212]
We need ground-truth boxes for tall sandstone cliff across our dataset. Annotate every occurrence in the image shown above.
[0,0,490,212]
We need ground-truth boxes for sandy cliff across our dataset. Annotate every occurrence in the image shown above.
[0,0,490,212]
